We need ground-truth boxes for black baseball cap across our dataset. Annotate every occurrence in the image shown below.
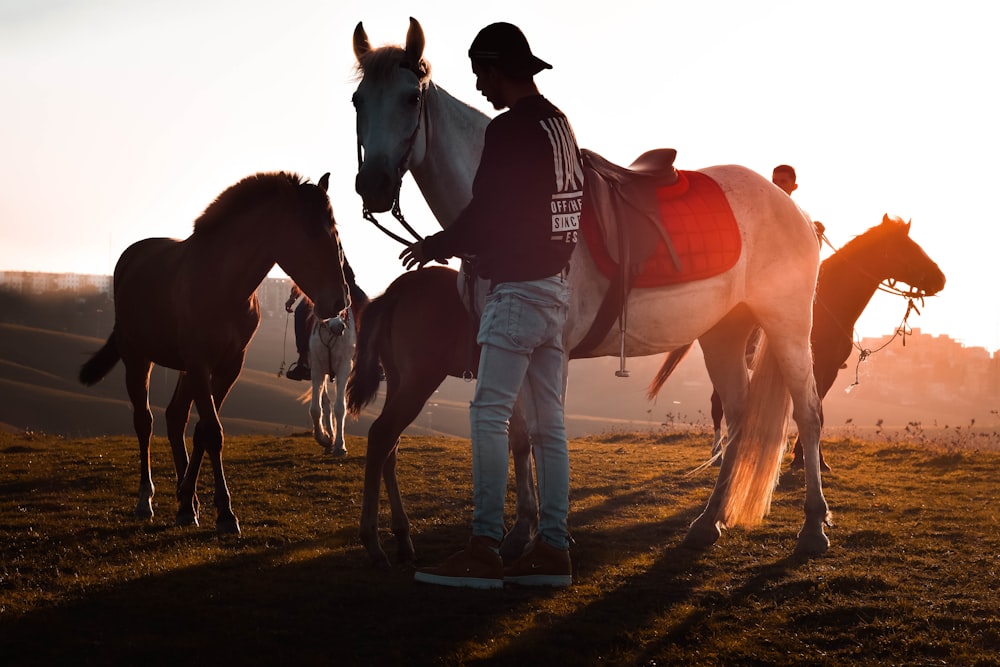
[468,22,552,77]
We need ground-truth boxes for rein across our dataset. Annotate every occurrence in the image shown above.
[357,77,428,247]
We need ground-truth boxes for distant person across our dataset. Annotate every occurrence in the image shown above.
[772,164,825,237]
[772,164,798,196]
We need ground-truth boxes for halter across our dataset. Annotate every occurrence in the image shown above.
[357,75,428,247]
[815,228,929,388]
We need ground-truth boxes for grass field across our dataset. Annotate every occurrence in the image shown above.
[1,429,998,666]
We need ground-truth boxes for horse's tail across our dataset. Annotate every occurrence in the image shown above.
[647,343,693,400]
[717,336,791,528]
[346,290,392,417]
[298,387,312,405]
[79,332,120,386]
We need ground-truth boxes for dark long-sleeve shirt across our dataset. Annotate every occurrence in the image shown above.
[421,95,584,285]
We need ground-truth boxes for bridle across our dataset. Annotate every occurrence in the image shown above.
[356,73,429,248]
[815,229,929,387]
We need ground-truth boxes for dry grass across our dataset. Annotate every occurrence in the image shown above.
[1,429,998,666]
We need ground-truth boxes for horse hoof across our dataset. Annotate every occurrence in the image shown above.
[820,461,832,473]
[217,516,241,536]
[176,511,199,528]
[795,527,830,555]
[330,446,347,458]
[134,503,154,520]
[681,517,722,550]
[397,538,416,566]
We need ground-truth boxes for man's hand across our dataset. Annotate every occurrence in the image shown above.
[400,240,429,271]
[284,297,296,313]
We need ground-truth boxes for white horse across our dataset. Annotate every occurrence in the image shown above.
[351,18,829,560]
[305,310,355,456]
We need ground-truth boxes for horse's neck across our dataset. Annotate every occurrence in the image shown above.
[410,82,489,228]
[188,228,273,305]
[817,246,886,327]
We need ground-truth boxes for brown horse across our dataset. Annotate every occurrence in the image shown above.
[649,214,946,470]
[80,172,349,535]
[346,267,536,567]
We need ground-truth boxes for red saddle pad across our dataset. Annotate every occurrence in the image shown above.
[581,170,742,287]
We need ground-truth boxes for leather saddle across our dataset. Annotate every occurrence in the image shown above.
[582,148,683,275]
[573,148,682,360]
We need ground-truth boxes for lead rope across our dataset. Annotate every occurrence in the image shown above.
[847,296,922,391]
[277,310,291,377]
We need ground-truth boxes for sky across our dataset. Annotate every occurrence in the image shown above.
[2,1,998,351]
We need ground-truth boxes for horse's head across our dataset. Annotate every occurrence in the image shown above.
[877,213,946,297]
[352,18,430,213]
[276,173,350,319]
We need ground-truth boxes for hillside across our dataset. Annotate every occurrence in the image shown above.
[1,317,995,442]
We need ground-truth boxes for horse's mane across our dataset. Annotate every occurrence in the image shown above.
[354,45,431,85]
[192,172,307,234]
[827,215,907,263]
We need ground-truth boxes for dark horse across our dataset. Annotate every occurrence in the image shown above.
[649,214,946,470]
[346,267,538,566]
[80,172,349,534]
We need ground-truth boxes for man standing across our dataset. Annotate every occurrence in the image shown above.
[400,22,581,588]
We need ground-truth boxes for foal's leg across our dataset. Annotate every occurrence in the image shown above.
[165,373,199,526]
[178,359,241,535]
[124,360,155,520]
[360,373,442,567]
[310,370,332,450]
[331,362,349,457]
[309,332,333,450]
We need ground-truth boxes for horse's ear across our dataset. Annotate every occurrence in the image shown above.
[353,22,371,62]
[318,173,331,192]
[905,219,912,234]
[881,213,892,225]
[405,17,425,68]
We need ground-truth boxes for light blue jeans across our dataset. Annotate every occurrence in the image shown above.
[470,274,571,550]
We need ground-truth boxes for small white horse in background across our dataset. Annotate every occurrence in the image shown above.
[303,309,355,456]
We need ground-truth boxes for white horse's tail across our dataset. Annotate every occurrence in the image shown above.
[718,336,790,528]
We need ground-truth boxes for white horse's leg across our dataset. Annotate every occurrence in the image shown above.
[331,368,347,457]
[758,309,828,554]
[309,371,331,450]
[309,326,333,450]
[683,313,754,548]
[772,337,828,554]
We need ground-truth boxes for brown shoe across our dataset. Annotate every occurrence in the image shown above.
[414,535,503,589]
[503,536,572,587]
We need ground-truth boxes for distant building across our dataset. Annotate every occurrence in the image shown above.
[0,269,291,318]
[0,270,112,295]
